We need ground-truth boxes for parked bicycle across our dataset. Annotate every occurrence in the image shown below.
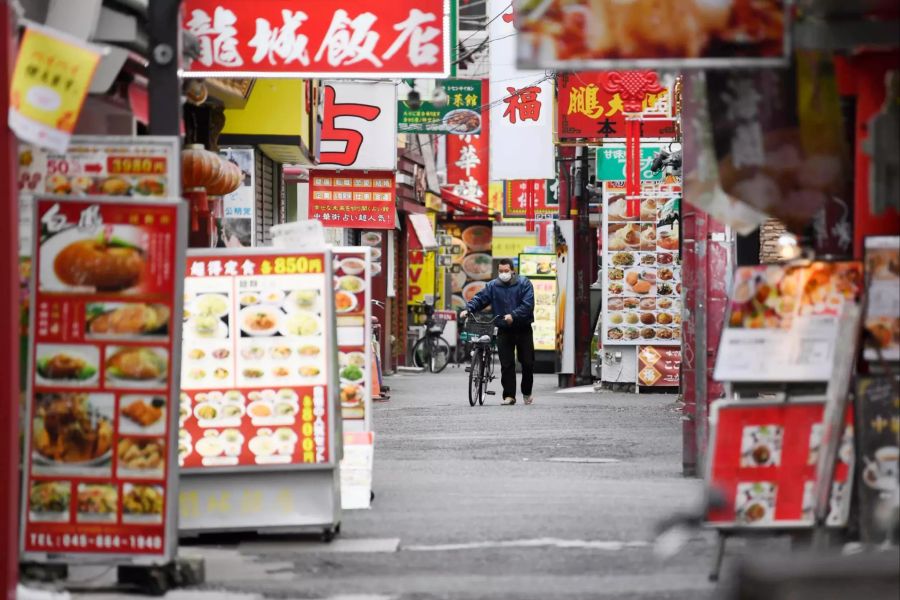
[411,299,452,373]
[461,314,498,406]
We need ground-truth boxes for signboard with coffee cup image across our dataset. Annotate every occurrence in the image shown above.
[705,399,854,529]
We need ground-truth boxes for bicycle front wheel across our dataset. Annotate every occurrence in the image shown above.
[412,336,431,371]
[468,350,482,407]
[430,336,451,373]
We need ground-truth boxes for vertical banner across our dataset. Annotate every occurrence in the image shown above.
[218,148,255,248]
[441,221,493,311]
[488,0,554,181]
[555,220,575,374]
[333,248,373,431]
[855,377,900,542]
[21,197,186,562]
[317,81,397,171]
[9,24,104,152]
[446,80,489,205]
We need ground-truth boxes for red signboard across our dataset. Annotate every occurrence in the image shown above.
[308,171,396,229]
[637,346,680,387]
[183,1,450,78]
[503,180,558,219]
[446,81,490,208]
[706,401,854,528]
[180,253,332,470]
[557,72,676,141]
[22,197,185,559]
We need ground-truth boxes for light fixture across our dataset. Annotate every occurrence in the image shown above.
[432,84,449,108]
[777,233,802,261]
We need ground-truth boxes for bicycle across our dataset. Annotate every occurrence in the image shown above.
[461,314,498,407]
[411,300,452,373]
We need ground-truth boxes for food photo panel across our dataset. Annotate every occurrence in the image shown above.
[31,392,114,477]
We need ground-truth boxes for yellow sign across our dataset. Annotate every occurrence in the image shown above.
[488,182,504,214]
[9,24,103,152]
[492,235,537,259]
[425,192,443,212]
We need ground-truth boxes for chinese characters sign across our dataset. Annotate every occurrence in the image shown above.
[317,81,397,170]
[21,196,186,561]
[398,79,482,134]
[503,180,558,219]
[9,24,104,152]
[447,136,489,207]
[488,0,554,181]
[638,346,680,387]
[558,73,675,141]
[180,252,333,470]
[183,1,451,78]
[309,171,396,229]
[596,143,666,182]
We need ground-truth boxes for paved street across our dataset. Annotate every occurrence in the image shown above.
[48,371,719,600]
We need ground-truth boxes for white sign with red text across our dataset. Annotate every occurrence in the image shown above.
[317,81,397,171]
[182,1,451,79]
[488,0,555,181]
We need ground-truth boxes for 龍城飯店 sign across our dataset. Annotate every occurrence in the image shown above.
[309,171,396,229]
[183,1,451,78]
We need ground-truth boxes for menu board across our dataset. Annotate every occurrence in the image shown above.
[518,253,557,278]
[706,400,854,529]
[714,262,863,383]
[21,196,186,561]
[602,182,682,346]
[638,346,681,387]
[179,252,335,471]
[333,248,373,428]
[519,253,556,352]
[863,236,900,362]
[441,221,493,311]
[308,171,396,230]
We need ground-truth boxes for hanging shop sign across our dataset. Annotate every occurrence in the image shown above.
[514,0,789,70]
[398,79,482,135]
[445,80,489,205]
[855,376,900,543]
[9,23,104,153]
[503,180,559,220]
[596,144,666,183]
[638,346,681,387]
[557,73,675,141]
[601,182,683,347]
[332,248,374,430]
[182,0,451,78]
[441,221,493,311]
[519,253,556,352]
[308,171,396,229]
[488,0,555,181]
[863,236,900,362]
[713,262,863,383]
[21,196,187,562]
[317,81,397,171]
[217,148,256,248]
[706,400,854,529]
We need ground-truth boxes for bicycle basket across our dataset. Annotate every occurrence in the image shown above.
[464,320,495,338]
[428,315,448,333]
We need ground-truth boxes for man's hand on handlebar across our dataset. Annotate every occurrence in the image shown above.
[459,310,468,319]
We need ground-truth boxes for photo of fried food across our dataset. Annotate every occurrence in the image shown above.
[87,303,170,336]
[53,237,145,292]
[33,393,112,464]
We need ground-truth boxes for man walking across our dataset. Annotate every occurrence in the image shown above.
[461,258,535,405]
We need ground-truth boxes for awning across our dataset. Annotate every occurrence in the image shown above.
[408,214,439,251]
[440,187,494,217]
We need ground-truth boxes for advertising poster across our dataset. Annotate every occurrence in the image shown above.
[519,253,556,352]
[408,220,436,306]
[855,377,900,543]
[706,400,854,529]
[596,144,667,183]
[557,72,675,141]
[398,79,482,135]
[713,262,863,383]
[183,0,452,79]
[179,251,335,471]
[332,248,373,430]
[514,0,788,70]
[555,221,575,374]
[602,182,683,347]
[9,23,104,152]
[218,148,255,248]
[317,81,397,171]
[638,346,681,387]
[446,80,490,207]
[863,236,900,362]
[21,196,186,561]
[503,180,559,220]
[441,221,493,312]
[309,171,396,229]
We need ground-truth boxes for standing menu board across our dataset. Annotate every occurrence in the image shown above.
[601,182,682,346]
[21,196,186,563]
[863,236,899,362]
[713,262,863,383]
[638,346,681,387]
[706,400,855,528]
[333,248,373,431]
[519,253,556,352]
[179,252,335,470]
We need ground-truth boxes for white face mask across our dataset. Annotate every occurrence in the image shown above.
[498,271,512,282]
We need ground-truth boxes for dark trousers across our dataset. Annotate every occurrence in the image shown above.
[496,327,535,398]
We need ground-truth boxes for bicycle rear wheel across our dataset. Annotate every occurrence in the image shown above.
[430,336,451,373]
[478,348,489,405]
[468,351,482,407]
[411,336,431,371]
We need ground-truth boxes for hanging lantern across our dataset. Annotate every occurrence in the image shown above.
[181,144,223,192]
[206,157,242,196]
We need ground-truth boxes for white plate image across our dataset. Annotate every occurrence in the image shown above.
[191,293,231,318]
[361,232,382,247]
[335,275,365,294]
[284,289,322,313]
[34,344,101,388]
[239,305,282,337]
[38,226,146,294]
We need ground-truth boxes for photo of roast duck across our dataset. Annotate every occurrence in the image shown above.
[106,348,167,381]
[88,303,170,335]
[33,393,112,463]
[53,236,145,292]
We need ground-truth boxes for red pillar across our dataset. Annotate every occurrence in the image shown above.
[0,2,21,598]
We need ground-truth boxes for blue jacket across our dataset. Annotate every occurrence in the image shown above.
[466,275,535,329]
